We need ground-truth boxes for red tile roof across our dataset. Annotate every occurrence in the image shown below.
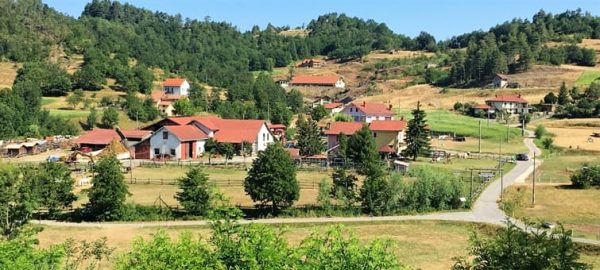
[369,120,407,131]
[486,95,528,104]
[350,102,395,116]
[289,75,340,85]
[268,124,286,130]
[324,102,343,109]
[163,78,187,87]
[120,130,152,139]
[163,125,208,142]
[155,116,269,143]
[378,145,395,153]
[324,122,364,135]
[473,104,492,109]
[74,129,121,145]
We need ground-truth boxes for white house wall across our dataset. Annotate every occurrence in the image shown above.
[149,129,182,159]
[255,124,274,153]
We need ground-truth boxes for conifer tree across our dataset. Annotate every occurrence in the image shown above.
[402,102,431,161]
[297,115,323,156]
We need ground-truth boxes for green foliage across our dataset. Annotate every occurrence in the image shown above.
[414,31,437,52]
[66,89,85,109]
[570,163,600,189]
[286,89,304,113]
[219,143,235,164]
[402,102,431,160]
[296,116,323,156]
[116,222,404,269]
[244,143,299,212]
[558,82,600,118]
[331,167,358,200]
[188,83,207,111]
[85,108,98,130]
[172,99,196,116]
[204,138,218,164]
[519,113,532,127]
[543,92,558,104]
[404,166,466,211]
[176,167,215,216]
[0,229,65,268]
[347,125,381,175]
[542,137,554,149]
[453,222,589,270]
[317,178,333,211]
[0,164,35,239]
[360,174,390,215]
[310,104,328,121]
[15,62,72,96]
[101,107,119,128]
[24,162,77,218]
[558,82,570,105]
[87,156,130,221]
[73,64,105,90]
[534,125,546,139]
[453,101,464,111]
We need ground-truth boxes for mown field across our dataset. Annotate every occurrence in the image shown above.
[575,70,600,86]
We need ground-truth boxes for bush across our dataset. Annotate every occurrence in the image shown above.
[534,125,546,139]
[570,164,600,189]
[453,102,463,111]
[542,137,554,149]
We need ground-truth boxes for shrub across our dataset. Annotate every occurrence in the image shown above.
[542,137,554,149]
[534,125,546,139]
[570,164,600,189]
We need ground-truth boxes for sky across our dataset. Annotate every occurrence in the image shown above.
[42,0,600,39]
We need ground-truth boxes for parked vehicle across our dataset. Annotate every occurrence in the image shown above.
[453,136,466,142]
[516,153,529,161]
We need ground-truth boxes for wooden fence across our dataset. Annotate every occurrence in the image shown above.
[127,177,320,189]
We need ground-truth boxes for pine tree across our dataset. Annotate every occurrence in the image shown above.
[176,167,214,216]
[347,125,381,175]
[297,115,323,156]
[402,102,431,161]
[558,81,570,105]
[87,156,130,221]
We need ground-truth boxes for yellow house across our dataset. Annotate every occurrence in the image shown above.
[369,120,407,156]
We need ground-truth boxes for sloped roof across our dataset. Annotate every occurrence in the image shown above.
[212,119,266,143]
[351,102,395,116]
[324,122,363,135]
[473,104,492,109]
[163,125,208,142]
[74,129,121,145]
[486,95,528,104]
[378,145,395,153]
[120,130,152,139]
[290,75,340,85]
[163,78,187,87]
[369,120,407,131]
[324,102,343,109]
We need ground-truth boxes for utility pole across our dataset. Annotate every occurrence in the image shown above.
[478,120,482,153]
[532,151,536,206]
[470,169,474,198]
[499,137,503,201]
[521,117,525,137]
[506,118,510,143]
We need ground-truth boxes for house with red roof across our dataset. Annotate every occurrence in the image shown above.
[151,78,191,116]
[341,101,395,123]
[485,94,529,114]
[142,115,275,160]
[472,104,494,116]
[323,102,344,114]
[324,119,407,156]
[289,75,345,88]
[73,129,122,151]
[298,59,324,68]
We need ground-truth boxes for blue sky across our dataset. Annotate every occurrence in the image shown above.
[42,0,600,39]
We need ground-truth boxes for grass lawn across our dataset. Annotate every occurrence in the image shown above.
[575,70,600,86]
[47,109,90,119]
[527,150,600,183]
[41,97,60,106]
[503,185,600,240]
[431,136,528,155]
[397,109,522,141]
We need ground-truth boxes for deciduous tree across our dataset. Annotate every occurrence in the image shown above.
[87,156,130,221]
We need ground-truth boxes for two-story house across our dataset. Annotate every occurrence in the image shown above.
[324,119,407,156]
[163,78,190,96]
[341,101,395,123]
[151,78,191,116]
[485,95,529,114]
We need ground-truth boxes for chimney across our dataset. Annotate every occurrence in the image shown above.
[362,101,366,107]
[388,104,393,110]
[400,116,405,121]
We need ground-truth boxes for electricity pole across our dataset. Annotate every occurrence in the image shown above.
[499,137,503,201]
[478,120,482,153]
[532,151,536,206]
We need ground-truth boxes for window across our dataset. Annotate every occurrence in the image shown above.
[373,132,377,138]
[154,148,160,155]
[163,131,168,140]
[170,148,176,156]
[263,133,266,141]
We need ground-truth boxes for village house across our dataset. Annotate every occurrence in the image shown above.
[492,74,509,88]
[298,59,324,68]
[268,123,287,142]
[472,104,494,116]
[312,95,333,107]
[341,101,395,123]
[73,129,122,151]
[323,102,344,114]
[324,119,407,156]
[289,75,345,89]
[151,78,191,116]
[485,94,529,115]
[141,116,275,160]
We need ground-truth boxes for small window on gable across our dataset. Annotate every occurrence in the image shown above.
[163,131,168,140]
[154,148,159,155]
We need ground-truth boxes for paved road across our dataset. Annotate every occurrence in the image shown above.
[36,133,600,245]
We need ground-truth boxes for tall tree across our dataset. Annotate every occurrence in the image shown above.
[101,107,119,128]
[244,143,299,212]
[25,162,77,218]
[297,116,323,156]
[87,156,130,221]
[176,167,214,216]
[0,164,35,238]
[402,102,430,161]
[558,81,570,105]
[347,125,381,175]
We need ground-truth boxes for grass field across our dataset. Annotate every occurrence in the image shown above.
[504,185,600,240]
[41,97,60,106]
[575,70,600,86]
[0,61,19,89]
[47,109,91,119]
[34,221,492,269]
[527,150,600,183]
[397,109,522,141]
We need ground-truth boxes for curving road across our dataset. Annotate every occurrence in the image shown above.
[36,132,600,245]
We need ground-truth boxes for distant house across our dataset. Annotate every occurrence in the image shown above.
[370,120,408,155]
[485,95,529,114]
[324,102,344,114]
[4,143,27,157]
[472,104,494,115]
[312,96,333,107]
[289,75,345,89]
[73,129,122,151]
[324,119,408,156]
[118,129,153,159]
[151,78,191,116]
[492,74,509,88]
[149,125,208,160]
[268,123,286,141]
[341,101,395,123]
[298,59,324,68]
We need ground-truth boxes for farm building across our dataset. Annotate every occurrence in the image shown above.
[485,95,529,115]
[312,95,334,107]
[151,78,191,116]
[341,101,395,123]
[298,59,324,68]
[73,129,122,151]
[3,143,27,157]
[289,75,345,89]
[324,119,407,156]
[324,102,344,114]
[473,104,494,115]
[492,74,509,88]
[268,123,286,141]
